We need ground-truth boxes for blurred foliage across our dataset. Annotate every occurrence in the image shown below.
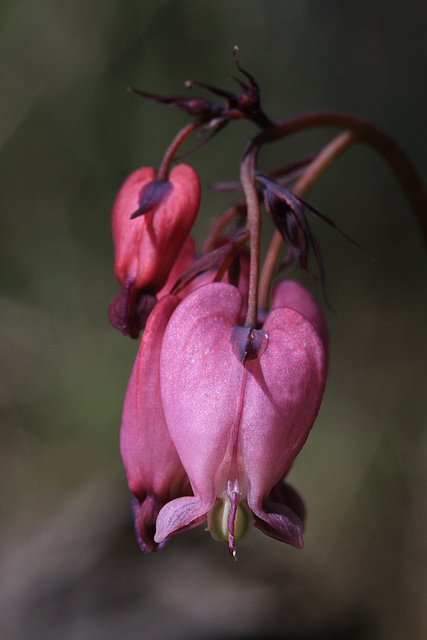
[0,1,426,639]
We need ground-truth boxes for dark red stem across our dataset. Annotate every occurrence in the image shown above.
[256,111,427,245]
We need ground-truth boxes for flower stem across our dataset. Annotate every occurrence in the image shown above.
[157,121,203,180]
[241,146,261,328]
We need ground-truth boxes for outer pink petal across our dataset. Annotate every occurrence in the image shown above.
[243,307,327,541]
[153,495,211,544]
[112,164,200,293]
[156,283,244,542]
[112,166,156,286]
[120,294,188,503]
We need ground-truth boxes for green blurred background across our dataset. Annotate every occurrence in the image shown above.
[0,1,426,639]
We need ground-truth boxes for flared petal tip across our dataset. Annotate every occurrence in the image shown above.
[250,491,306,550]
[154,495,210,545]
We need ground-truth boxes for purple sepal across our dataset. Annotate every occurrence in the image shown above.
[108,281,157,339]
[132,496,169,553]
[130,180,173,219]
[252,500,304,549]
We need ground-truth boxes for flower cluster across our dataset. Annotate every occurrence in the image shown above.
[109,56,427,556]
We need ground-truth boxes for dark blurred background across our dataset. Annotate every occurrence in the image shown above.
[0,1,426,639]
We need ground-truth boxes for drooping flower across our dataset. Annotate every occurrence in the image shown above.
[120,294,191,552]
[109,164,201,338]
[155,281,327,555]
[109,58,427,561]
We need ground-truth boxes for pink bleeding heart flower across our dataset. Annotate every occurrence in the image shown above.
[109,164,201,338]
[155,281,327,555]
[120,294,191,552]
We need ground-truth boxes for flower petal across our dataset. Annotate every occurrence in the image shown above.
[112,164,200,293]
[120,294,191,551]
[156,283,245,541]
[154,496,209,544]
[252,501,304,549]
[243,306,327,521]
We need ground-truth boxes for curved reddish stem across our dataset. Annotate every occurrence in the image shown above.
[256,111,427,245]
[157,120,204,180]
[240,147,261,328]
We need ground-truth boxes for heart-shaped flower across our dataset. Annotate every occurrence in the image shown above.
[109,164,200,337]
[155,281,327,555]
